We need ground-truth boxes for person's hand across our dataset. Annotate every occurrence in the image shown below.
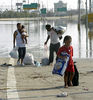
[44,41,47,45]
[60,56,67,60]
[13,45,15,49]
[59,36,62,40]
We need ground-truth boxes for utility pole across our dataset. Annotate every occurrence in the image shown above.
[28,0,29,4]
[11,0,12,10]
[78,0,81,32]
[47,0,48,10]
[78,0,81,58]
[86,0,88,57]
[89,0,91,13]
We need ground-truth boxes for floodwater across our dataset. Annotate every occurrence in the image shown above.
[0,19,93,59]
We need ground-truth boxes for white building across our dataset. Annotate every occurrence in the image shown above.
[54,1,67,16]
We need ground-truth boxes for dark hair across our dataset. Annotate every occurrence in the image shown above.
[45,24,51,28]
[17,23,21,27]
[63,35,72,43]
[22,25,25,29]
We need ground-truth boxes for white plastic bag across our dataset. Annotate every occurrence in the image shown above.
[54,26,66,35]
[9,48,18,59]
[41,45,49,66]
[23,53,34,65]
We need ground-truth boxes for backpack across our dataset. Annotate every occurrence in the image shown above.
[68,62,79,86]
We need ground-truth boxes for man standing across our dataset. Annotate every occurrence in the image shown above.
[13,23,26,66]
[44,24,62,65]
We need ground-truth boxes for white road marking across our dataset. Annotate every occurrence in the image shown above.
[7,58,19,100]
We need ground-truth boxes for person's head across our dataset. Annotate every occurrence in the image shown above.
[17,23,22,31]
[45,24,51,31]
[21,25,25,33]
[22,25,25,29]
[63,35,72,47]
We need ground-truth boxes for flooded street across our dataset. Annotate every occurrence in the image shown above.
[0,18,93,59]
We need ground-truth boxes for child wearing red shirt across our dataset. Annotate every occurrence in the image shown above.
[57,35,75,88]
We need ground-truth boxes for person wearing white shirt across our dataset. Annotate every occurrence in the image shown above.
[44,24,62,65]
[13,23,27,66]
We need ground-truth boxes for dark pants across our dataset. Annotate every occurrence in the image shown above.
[18,47,26,60]
[49,42,60,64]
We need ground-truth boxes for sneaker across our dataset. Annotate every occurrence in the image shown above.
[17,61,20,65]
[21,63,24,66]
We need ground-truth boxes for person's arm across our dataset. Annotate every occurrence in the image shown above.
[57,47,66,60]
[25,37,27,44]
[22,32,28,44]
[57,31,62,40]
[58,55,67,60]
[13,31,17,48]
[52,27,58,34]
[44,35,50,45]
[52,27,62,40]
[71,46,73,57]
[59,36,62,40]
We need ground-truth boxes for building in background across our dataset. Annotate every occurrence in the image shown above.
[16,3,23,12]
[54,1,67,16]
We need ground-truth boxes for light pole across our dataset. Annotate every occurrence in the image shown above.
[86,0,88,57]
[78,0,81,58]
[28,0,29,4]
[78,0,81,32]
[89,0,91,13]
[11,0,12,10]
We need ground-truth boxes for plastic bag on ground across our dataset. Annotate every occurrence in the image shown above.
[41,45,49,66]
[34,61,41,67]
[23,53,34,65]
[41,58,49,66]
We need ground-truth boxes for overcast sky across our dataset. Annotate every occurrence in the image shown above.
[0,0,87,10]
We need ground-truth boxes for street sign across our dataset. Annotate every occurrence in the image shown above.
[23,3,38,10]
[41,8,46,14]
[57,7,67,12]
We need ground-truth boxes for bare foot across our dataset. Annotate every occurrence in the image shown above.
[69,81,73,86]
[50,63,53,66]
[64,84,68,88]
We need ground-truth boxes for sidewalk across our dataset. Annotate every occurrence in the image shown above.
[14,58,93,100]
[0,58,9,100]
[0,58,93,100]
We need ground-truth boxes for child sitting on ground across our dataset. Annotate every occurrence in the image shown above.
[57,35,75,88]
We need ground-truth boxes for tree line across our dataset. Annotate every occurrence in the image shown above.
[0,10,39,18]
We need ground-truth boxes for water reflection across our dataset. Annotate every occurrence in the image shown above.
[54,19,67,27]
[78,23,81,58]
[88,28,93,58]
[0,20,93,59]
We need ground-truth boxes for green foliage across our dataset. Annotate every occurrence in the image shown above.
[0,10,38,18]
